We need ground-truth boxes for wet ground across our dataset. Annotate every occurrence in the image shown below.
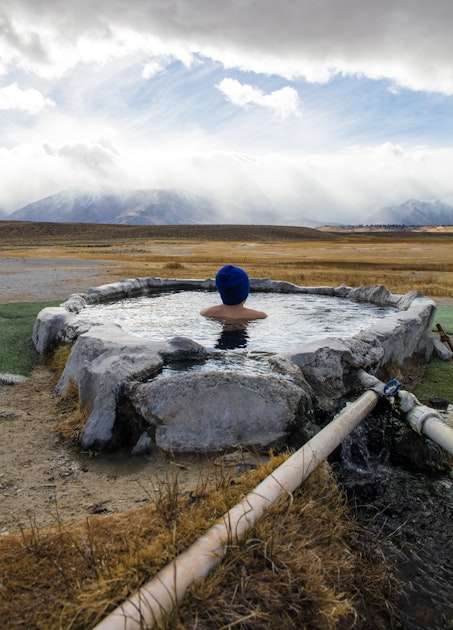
[332,400,453,630]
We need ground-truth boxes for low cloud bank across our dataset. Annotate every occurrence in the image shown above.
[1,142,452,224]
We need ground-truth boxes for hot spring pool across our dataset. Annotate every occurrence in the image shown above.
[83,290,397,354]
[34,279,435,453]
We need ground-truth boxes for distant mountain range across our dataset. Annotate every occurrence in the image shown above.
[3,188,340,228]
[4,189,326,227]
[2,190,453,227]
[6,189,227,225]
[365,199,453,226]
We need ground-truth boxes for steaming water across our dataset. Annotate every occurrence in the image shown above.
[340,423,390,474]
[83,290,397,355]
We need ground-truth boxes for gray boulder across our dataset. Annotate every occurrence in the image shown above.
[0,373,28,385]
[430,333,453,361]
[127,371,314,452]
[56,326,210,451]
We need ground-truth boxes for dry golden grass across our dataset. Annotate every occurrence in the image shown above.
[0,461,397,630]
[2,223,452,298]
[174,464,396,630]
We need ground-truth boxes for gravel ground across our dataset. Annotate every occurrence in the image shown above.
[0,256,123,302]
[0,368,227,535]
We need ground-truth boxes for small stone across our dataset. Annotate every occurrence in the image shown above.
[0,373,28,386]
[429,396,449,410]
[88,501,110,514]
[131,432,154,456]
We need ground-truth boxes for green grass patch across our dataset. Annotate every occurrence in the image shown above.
[0,301,61,376]
[413,357,453,403]
[432,306,453,334]
[421,305,453,403]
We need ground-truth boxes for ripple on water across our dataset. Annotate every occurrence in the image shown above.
[84,290,397,354]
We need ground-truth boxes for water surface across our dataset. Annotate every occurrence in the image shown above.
[84,290,397,353]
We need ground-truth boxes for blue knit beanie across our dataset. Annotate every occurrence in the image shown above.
[215,265,250,305]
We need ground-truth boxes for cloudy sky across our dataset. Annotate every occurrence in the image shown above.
[1,0,453,223]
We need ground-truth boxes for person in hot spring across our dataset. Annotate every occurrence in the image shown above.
[200,265,267,321]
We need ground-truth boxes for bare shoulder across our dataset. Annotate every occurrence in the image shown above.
[242,308,267,319]
[201,304,267,321]
[200,305,224,317]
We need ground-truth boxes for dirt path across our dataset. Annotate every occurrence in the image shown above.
[0,368,231,534]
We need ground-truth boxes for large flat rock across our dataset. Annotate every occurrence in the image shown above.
[128,371,313,452]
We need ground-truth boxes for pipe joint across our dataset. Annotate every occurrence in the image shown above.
[383,378,401,397]
[407,405,443,435]
[398,390,420,413]
[356,369,385,395]
[356,370,401,398]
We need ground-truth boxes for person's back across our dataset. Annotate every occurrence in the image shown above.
[200,302,267,320]
[200,265,267,322]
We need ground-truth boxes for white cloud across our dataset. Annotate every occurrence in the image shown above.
[217,78,301,118]
[112,143,453,221]
[0,138,121,211]
[142,56,171,79]
[0,82,54,113]
[2,0,453,92]
[43,139,119,175]
[2,137,452,222]
[0,2,452,219]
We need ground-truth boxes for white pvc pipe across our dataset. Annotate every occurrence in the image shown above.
[95,389,379,630]
[399,391,453,455]
[420,416,453,454]
[357,370,453,456]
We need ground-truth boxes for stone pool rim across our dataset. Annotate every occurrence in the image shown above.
[32,277,437,453]
[33,276,431,353]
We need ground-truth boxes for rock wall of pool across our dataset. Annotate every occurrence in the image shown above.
[32,277,437,454]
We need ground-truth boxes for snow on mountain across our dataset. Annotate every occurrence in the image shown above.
[7,189,226,225]
[5,189,324,227]
[11,190,452,228]
[366,199,453,226]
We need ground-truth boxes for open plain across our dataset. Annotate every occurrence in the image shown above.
[1,221,453,302]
